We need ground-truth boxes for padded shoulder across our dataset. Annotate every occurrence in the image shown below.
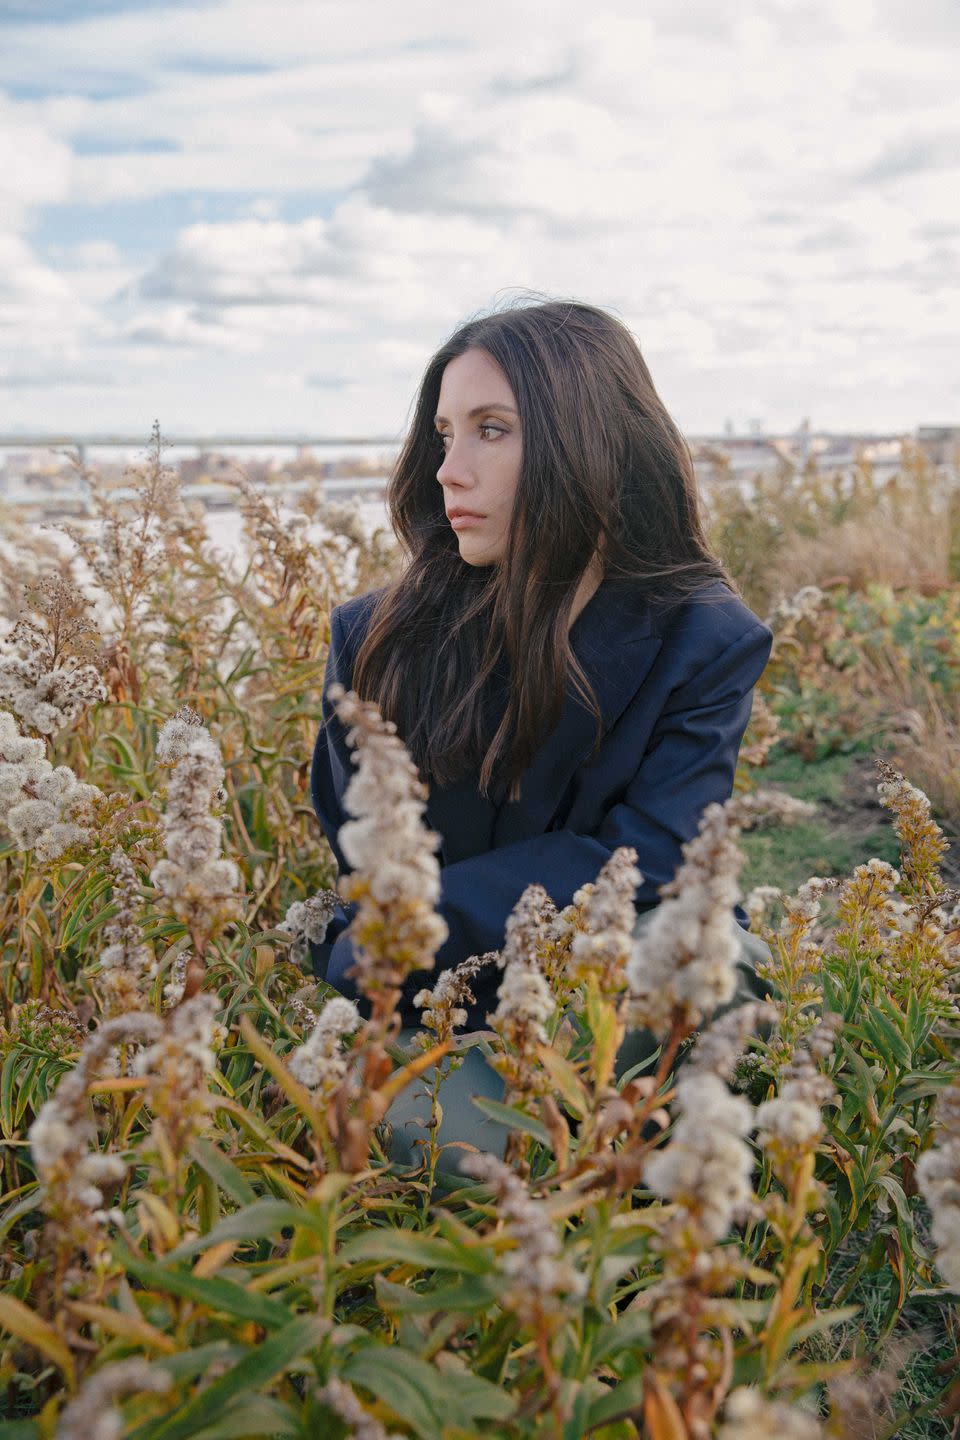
[653,580,771,660]
[331,586,390,659]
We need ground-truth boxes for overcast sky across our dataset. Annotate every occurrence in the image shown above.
[0,0,957,441]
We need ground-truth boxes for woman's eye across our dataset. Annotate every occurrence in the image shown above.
[434,424,505,446]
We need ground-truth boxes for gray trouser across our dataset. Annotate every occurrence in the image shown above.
[382,912,773,1173]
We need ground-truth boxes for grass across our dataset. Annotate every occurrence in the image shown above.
[741,746,901,896]
[806,1224,958,1437]
[742,743,958,1432]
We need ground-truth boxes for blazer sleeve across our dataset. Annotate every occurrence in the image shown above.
[321,618,773,1014]
[308,604,360,978]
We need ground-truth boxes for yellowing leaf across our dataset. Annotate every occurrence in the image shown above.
[64,1300,176,1353]
[643,1373,688,1440]
[0,1294,76,1389]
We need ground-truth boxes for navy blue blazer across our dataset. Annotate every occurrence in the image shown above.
[309,576,773,1028]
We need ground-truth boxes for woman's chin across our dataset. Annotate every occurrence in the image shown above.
[456,539,500,567]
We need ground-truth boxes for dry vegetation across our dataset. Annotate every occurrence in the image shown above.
[0,430,958,1439]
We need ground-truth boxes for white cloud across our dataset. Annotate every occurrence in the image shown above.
[0,0,957,435]
[0,93,73,224]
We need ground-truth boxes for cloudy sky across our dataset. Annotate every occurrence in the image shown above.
[0,0,957,442]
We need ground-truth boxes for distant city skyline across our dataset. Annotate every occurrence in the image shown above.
[1,0,958,436]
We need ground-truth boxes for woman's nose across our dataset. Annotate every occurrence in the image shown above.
[437,439,466,484]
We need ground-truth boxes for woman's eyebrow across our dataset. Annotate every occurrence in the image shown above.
[434,403,518,424]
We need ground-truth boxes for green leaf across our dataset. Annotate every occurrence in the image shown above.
[1,1052,19,1140]
[339,1230,490,1277]
[862,1007,912,1071]
[0,1188,41,1245]
[904,987,928,1049]
[875,1173,914,1230]
[0,1422,41,1439]
[121,1255,292,1330]
[166,1197,318,1262]
[186,1138,257,1207]
[153,1341,243,1386]
[589,1310,653,1367]
[585,1374,647,1430]
[342,1347,516,1436]
[894,1070,956,1105]
[837,1036,877,1119]
[184,1396,297,1439]
[469,1095,550,1146]
[536,1046,590,1119]
[375,1273,498,1315]
[59,872,115,949]
[788,1305,861,1346]
[132,1315,328,1440]
[821,1189,847,1255]
[14,1056,41,1127]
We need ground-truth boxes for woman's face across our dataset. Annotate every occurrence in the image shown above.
[434,347,522,567]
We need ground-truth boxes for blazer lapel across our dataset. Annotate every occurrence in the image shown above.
[424,579,663,862]
[490,579,662,848]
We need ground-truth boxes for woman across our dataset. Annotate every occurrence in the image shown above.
[309,299,773,1164]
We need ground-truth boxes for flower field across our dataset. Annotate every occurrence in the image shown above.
[0,428,958,1439]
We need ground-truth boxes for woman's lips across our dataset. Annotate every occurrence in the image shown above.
[449,513,485,529]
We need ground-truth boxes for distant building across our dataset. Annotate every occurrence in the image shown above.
[917,426,960,466]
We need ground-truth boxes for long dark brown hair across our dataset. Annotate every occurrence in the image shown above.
[350,298,735,805]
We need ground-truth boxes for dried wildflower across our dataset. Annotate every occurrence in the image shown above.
[277,889,339,966]
[149,713,241,949]
[413,952,497,1050]
[55,1356,172,1440]
[162,951,189,1009]
[0,575,106,737]
[329,685,448,1006]
[535,891,589,997]
[915,1079,960,1287]
[876,758,946,894]
[739,690,781,767]
[755,874,837,1069]
[826,1335,921,1439]
[29,1012,163,1247]
[833,857,958,1008]
[792,876,834,923]
[155,705,208,763]
[567,845,642,999]
[460,1152,587,1325]
[499,880,558,972]
[134,993,220,1163]
[756,1013,841,1178]
[227,469,343,608]
[766,584,825,631]
[0,710,103,862]
[98,848,156,1015]
[835,859,902,951]
[643,1071,755,1242]
[718,1386,823,1439]
[0,1000,84,1058]
[318,499,369,547]
[625,791,812,1036]
[488,885,556,1102]
[287,995,361,1101]
[688,1000,779,1083]
[490,961,555,1048]
[882,891,960,1013]
[317,1377,404,1440]
[744,883,783,930]
[54,423,190,642]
